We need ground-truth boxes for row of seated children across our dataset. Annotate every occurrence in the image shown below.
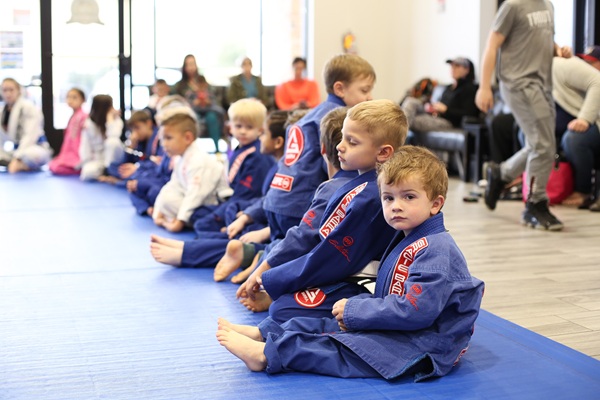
[149,108,307,273]
[8,54,484,381]
[145,52,484,381]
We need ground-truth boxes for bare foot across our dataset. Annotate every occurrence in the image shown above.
[214,240,243,282]
[216,325,267,371]
[239,291,272,313]
[562,192,587,207]
[8,159,29,173]
[150,242,183,266]
[217,317,262,341]
[150,234,184,249]
[230,252,261,284]
[230,265,253,284]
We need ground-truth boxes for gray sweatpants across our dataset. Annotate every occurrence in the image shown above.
[499,82,556,203]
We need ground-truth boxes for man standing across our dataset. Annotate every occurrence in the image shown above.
[476,0,571,230]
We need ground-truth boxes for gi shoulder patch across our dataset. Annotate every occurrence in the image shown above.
[284,125,304,166]
[270,173,294,192]
[294,288,326,308]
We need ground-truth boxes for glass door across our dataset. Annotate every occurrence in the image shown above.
[51,0,123,128]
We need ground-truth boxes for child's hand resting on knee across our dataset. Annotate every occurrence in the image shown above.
[332,298,348,331]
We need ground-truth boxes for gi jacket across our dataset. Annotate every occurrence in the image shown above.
[263,94,346,219]
[261,169,395,300]
[333,213,485,381]
[0,96,45,159]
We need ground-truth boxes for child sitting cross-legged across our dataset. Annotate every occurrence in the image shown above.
[152,109,230,232]
[190,98,275,234]
[216,145,485,381]
[236,99,407,323]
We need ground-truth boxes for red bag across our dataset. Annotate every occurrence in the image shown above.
[522,157,574,205]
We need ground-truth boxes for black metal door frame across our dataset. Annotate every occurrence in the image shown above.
[40,0,131,154]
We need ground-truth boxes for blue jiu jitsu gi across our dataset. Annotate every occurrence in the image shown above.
[129,154,172,215]
[257,212,485,381]
[192,139,275,233]
[261,169,396,323]
[262,94,346,232]
[106,125,163,183]
[263,169,357,268]
[178,169,354,269]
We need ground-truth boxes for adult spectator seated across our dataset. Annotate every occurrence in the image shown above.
[172,54,225,152]
[556,46,600,209]
[227,57,268,106]
[401,57,480,132]
[0,77,52,173]
[274,57,320,110]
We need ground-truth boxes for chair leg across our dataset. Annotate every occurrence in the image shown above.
[453,151,466,181]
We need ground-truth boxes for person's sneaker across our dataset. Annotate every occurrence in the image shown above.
[483,162,506,210]
[522,200,564,231]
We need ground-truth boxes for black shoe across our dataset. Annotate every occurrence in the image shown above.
[522,200,564,231]
[0,159,9,167]
[483,162,506,210]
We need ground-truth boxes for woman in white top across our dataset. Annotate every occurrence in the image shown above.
[0,77,51,173]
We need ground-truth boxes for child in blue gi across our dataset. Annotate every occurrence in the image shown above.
[214,106,356,284]
[260,53,376,245]
[190,98,275,233]
[148,110,288,269]
[217,145,485,381]
[237,99,408,323]
[152,111,230,232]
[99,109,163,185]
[127,153,173,216]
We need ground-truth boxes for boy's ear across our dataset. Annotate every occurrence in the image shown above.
[376,144,394,163]
[332,81,345,98]
[430,195,445,215]
[184,130,196,142]
[320,142,326,156]
[274,136,285,150]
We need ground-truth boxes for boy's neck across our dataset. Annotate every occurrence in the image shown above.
[357,166,375,175]
[272,149,285,161]
[327,165,340,179]
[177,141,194,157]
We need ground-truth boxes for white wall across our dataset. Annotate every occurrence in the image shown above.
[309,0,496,102]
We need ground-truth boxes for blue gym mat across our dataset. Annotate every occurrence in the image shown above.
[1,173,599,399]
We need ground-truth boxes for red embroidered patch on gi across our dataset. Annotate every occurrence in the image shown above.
[328,237,353,262]
[405,283,423,310]
[389,238,429,296]
[284,125,304,166]
[302,209,317,228]
[319,182,368,238]
[270,173,294,192]
[294,288,326,308]
[239,175,253,189]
